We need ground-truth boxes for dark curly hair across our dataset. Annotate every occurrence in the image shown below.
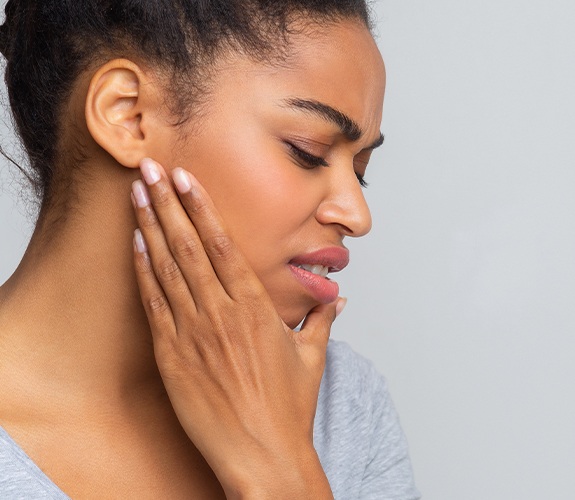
[0,0,372,210]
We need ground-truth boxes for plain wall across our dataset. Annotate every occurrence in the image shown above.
[1,1,574,498]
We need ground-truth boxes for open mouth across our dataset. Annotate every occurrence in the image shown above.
[287,247,349,303]
[291,263,330,278]
[288,246,349,275]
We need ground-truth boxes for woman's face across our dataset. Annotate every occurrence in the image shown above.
[161,20,386,328]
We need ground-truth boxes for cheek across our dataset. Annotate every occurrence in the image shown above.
[213,164,313,274]
[172,119,323,326]
[200,152,321,325]
[181,130,317,269]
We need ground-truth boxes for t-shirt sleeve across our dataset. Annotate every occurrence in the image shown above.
[358,364,421,499]
[315,340,420,499]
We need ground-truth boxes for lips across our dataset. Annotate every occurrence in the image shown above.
[289,247,350,272]
[288,247,349,304]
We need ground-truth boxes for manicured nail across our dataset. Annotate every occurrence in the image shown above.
[335,297,348,318]
[173,168,192,194]
[140,158,161,185]
[134,229,148,254]
[132,180,150,208]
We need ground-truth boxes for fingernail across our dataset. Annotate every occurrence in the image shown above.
[132,180,150,208]
[335,297,348,318]
[134,229,148,254]
[140,158,161,185]
[173,168,192,194]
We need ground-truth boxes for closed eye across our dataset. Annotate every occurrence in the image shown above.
[286,141,368,188]
[286,142,329,168]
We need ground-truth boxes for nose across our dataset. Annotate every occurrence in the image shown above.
[315,166,372,237]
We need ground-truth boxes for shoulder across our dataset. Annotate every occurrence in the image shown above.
[315,340,420,500]
[323,339,386,402]
[315,339,394,447]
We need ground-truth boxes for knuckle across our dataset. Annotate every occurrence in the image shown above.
[185,195,209,216]
[194,266,217,291]
[157,258,182,283]
[139,207,159,229]
[154,332,204,380]
[134,252,153,274]
[147,294,170,315]
[172,234,201,261]
[151,183,172,208]
[206,234,234,260]
[194,271,215,288]
[155,343,185,377]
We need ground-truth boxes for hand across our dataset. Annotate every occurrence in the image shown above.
[130,158,342,498]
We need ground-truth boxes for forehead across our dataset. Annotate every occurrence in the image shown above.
[210,20,386,137]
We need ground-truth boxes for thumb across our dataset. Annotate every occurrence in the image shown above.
[298,297,347,350]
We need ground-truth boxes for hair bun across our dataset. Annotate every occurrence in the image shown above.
[0,0,14,60]
[0,23,8,59]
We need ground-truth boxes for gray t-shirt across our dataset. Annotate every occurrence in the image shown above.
[0,340,420,499]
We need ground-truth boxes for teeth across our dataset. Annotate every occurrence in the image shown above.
[298,264,329,277]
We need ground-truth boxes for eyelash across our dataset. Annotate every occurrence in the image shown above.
[286,142,368,188]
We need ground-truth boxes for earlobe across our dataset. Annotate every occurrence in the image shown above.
[85,59,158,168]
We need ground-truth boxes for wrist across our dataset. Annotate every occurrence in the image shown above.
[222,446,333,500]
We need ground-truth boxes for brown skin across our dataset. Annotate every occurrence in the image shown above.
[0,20,385,498]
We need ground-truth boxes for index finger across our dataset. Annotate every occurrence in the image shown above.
[172,167,266,301]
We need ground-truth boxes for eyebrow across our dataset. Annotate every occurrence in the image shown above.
[282,97,384,150]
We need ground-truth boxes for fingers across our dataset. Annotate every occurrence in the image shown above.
[172,167,263,300]
[132,228,177,340]
[297,297,347,354]
[133,159,225,310]
[132,179,207,325]
[143,158,262,301]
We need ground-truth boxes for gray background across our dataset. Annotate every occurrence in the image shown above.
[1,1,574,498]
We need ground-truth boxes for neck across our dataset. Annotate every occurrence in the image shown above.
[0,161,161,409]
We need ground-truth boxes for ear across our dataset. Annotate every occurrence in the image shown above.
[85,59,162,168]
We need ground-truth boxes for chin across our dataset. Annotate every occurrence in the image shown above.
[265,280,319,330]
[284,316,305,331]
[275,300,315,331]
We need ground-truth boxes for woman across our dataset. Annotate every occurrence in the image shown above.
[0,0,419,498]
